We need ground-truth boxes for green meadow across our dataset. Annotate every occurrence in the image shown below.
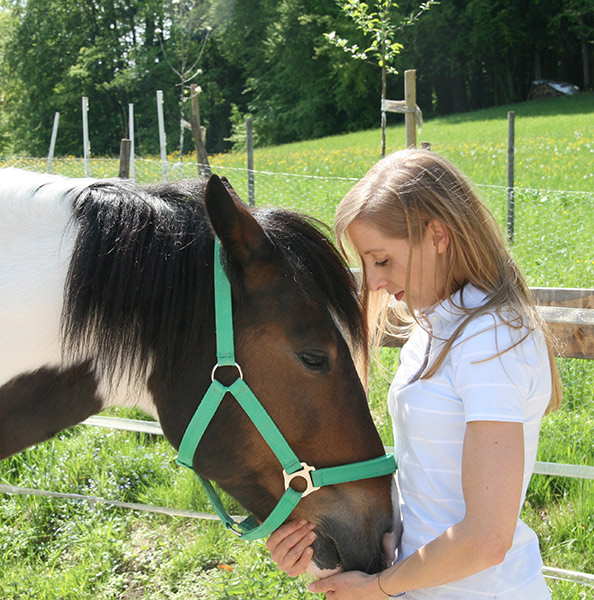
[1,92,593,598]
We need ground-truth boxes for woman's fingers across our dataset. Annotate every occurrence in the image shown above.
[266,520,308,551]
[266,520,316,577]
[284,543,314,577]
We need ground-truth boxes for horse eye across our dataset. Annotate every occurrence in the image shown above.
[299,351,330,372]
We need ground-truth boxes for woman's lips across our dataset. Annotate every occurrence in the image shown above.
[394,290,405,302]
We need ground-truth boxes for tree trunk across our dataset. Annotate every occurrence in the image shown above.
[381,63,386,157]
[534,49,542,80]
[582,39,590,90]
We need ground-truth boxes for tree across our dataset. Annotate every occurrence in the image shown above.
[551,0,594,90]
[398,0,478,115]
[155,0,210,162]
[0,0,589,157]
[325,0,436,155]
[0,5,17,153]
[216,0,371,147]
[0,0,236,156]
[2,0,166,155]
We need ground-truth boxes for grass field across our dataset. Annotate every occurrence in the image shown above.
[1,93,593,599]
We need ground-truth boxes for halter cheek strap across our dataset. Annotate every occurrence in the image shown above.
[176,238,396,541]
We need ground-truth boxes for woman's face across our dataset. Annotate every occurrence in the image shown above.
[347,218,449,311]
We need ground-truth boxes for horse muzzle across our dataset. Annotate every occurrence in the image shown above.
[307,513,394,575]
[304,477,401,576]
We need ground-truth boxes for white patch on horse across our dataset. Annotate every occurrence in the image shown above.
[306,563,343,579]
[0,169,84,386]
[0,169,157,419]
[96,363,158,419]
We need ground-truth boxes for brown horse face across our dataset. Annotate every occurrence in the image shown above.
[235,295,395,575]
[200,175,395,574]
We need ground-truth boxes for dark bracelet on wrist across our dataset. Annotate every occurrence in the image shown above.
[376,571,406,598]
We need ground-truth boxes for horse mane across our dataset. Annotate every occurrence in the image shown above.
[250,207,366,354]
[62,178,365,384]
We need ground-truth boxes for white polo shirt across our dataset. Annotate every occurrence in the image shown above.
[389,284,552,599]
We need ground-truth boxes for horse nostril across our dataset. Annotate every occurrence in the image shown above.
[310,530,342,573]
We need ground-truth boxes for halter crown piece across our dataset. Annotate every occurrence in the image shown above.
[176,238,397,541]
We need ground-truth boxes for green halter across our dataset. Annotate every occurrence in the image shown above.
[176,238,396,541]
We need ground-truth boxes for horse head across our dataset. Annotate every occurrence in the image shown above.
[160,174,396,574]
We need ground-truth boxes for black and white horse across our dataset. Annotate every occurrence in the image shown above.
[0,168,395,575]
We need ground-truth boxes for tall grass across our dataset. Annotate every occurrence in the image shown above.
[1,92,593,599]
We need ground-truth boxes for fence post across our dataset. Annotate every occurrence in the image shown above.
[190,83,211,178]
[507,111,515,244]
[47,112,60,174]
[128,103,135,181]
[82,97,90,177]
[246,117,255,207]
[404,70,417,149]
[156,90,168,182]
[381,69,420,154]
[119,139,131,179]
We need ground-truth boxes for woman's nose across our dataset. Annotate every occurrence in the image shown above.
[367,271,388,292]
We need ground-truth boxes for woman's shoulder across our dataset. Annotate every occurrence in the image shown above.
[452,304,546,366]
[444,284,542,349]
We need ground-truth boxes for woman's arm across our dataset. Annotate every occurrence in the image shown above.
[308,420,525,599]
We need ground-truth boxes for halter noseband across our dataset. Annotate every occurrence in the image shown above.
[176,238,396,540]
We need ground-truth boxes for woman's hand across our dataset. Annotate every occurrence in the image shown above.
[308,571,387,599]
[266,520,316,577]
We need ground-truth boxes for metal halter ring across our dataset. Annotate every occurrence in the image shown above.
[226,521,245,537]
[283,462,320,497]
[211,362,244,383]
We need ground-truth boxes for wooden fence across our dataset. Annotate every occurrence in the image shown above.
[378,286,594,357]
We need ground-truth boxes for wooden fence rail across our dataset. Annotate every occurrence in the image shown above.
[532,287,594,359]
[376,286,594,360]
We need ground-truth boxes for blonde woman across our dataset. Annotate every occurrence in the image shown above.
[267,149,561,599]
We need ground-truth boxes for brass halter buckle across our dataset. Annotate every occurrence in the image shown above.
[283,462,320,497]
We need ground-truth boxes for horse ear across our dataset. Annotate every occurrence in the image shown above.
[219,176,243,204]
[204,174,269,267]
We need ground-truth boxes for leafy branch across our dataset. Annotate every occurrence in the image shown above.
[325,0,438,75]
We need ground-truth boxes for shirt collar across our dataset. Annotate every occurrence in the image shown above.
[418,284,489,335]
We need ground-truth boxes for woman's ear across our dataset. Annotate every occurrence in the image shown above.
[428,219,450,254]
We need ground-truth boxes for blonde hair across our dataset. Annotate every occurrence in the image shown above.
[335,149,561,413]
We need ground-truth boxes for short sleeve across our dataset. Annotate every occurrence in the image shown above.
[450,315,542,424]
